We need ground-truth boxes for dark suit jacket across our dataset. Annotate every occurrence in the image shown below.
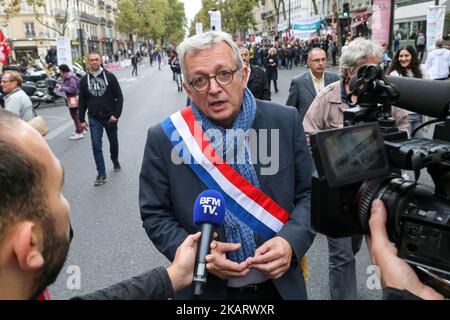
[247,65,271,101]
[286,71,339,120]
[139,100,314,299]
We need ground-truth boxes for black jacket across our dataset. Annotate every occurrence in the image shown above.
[71,266,174,300]
[139,100,314,299]
[247,65,271,101]
[78,69,124,122]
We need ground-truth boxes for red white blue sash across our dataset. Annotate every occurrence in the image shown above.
[160,107,289,238]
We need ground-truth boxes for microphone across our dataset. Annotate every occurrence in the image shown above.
[192,190,226,296]
[349,74,450,119]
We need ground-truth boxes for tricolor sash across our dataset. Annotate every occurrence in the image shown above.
[160,107,289,238]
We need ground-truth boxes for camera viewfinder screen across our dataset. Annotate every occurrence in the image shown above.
[320,124,389,187]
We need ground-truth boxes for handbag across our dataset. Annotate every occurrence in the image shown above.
[67,95,79,108]
[28,116,49,136]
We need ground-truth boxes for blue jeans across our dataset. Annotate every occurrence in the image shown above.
[88,115,119,176]
[408,113,423,138]
[327,235,363,299]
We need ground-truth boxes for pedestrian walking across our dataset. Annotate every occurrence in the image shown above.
[78,52,124,186]
[425,38,450,80]
[265,47,279,93]
[131,54,138,76]
[415,32,426,63]
[56,64,84,140]
[156,51,162,70]
[170,52,183,92]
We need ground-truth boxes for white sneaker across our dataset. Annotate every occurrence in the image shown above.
[70,133,84,140]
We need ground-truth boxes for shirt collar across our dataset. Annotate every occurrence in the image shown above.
[5,87,21,98]
[341,79,349,104]
[310,70,324,82]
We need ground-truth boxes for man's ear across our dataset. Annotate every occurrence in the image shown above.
[13,222,44,271]
[183,82,193,101]
[241,66,249,85]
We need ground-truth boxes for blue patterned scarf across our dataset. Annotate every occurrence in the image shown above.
[191,88,258,263]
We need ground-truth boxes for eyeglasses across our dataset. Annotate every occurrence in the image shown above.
[1,80,14,83]
[188,67,240,92]
[309,58,326,63]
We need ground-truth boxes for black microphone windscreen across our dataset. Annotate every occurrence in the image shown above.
[349,75,450,119]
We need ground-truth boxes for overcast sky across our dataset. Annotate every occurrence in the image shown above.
[181,0,202,25]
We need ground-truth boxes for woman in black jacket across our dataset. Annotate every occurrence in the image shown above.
[265,47,279,93]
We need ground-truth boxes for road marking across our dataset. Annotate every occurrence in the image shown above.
[42,115,67,120]
[45,120,74,141]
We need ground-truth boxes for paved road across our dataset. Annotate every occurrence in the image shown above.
[44,61,385,300]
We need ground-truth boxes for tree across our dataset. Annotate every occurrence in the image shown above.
[312,0,319,16]
[115,0,141,38]
[2,0,72,36]
[138,0,168,42]
[188,0,258,37]
[272,0,286,25]
[165,0,186,44]
[116,0,185,45]
[222,0,259,37]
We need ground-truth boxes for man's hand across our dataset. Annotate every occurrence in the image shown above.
[108,115,118,124]
[366,199,444,300]
[167,232,201,292]
[205,241,250,279]
[246,236,292,279]
[80,122,88,130]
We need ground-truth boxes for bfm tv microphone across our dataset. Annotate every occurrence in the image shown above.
[192,189,226,296]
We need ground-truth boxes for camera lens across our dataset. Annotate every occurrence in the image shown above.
[356,175,415,239]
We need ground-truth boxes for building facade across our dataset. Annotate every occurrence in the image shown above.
[0,0,128,62]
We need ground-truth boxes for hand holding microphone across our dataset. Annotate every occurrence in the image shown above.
[192,190,226,295]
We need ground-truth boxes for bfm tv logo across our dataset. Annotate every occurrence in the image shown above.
[199,196,221,215]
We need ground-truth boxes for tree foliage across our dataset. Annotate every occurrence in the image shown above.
[2,0,72,36]
[116,0,185,44]
[115,0,141,36]
[189,0,258,37]
[165,0,186,44]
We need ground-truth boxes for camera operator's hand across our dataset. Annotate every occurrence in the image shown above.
[366,199,444,300]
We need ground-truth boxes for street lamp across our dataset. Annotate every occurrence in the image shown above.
[76,0,85,65]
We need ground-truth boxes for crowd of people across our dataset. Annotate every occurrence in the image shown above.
[0,29,448,301]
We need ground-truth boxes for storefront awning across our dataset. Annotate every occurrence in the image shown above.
[394,0,449,23]
[350,20,366,28]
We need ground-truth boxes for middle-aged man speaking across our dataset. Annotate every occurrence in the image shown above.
[286,48,339,121]
[139,31,315,300]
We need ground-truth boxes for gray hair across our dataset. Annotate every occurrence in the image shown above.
[339,38,383,79]
[308,47,326,60]
[177,31,243,81]
[435,38,444,48]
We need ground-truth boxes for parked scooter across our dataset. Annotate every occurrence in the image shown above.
[31,76,66,107]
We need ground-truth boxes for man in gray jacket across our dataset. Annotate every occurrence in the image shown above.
[1,71,33,121]
[286,48,339,121]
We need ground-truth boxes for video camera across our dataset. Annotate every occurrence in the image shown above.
[309,64,450,297]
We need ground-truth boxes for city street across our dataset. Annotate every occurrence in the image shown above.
[43,61,382,300]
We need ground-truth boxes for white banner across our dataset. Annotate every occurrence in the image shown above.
[196,23,203,35]
[426,6,446,52]
[209,10,221,31]
[56,37,72,66]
